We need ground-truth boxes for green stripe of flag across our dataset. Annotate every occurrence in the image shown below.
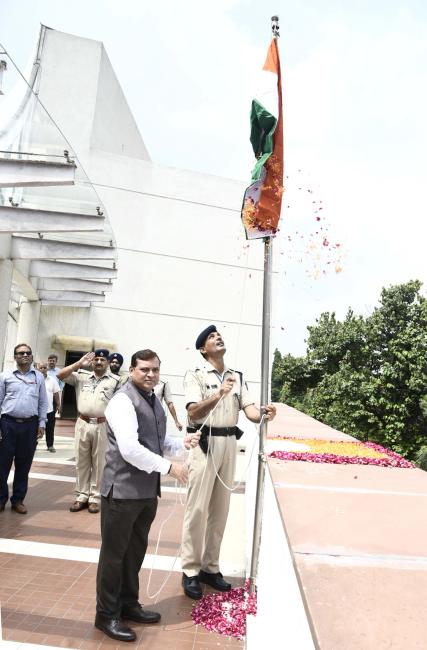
[250,99,278,181]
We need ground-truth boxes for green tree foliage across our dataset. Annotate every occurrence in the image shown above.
[272,281,427,459]
[415,446,427,471]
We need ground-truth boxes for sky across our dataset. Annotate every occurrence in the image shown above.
[1,0,427,356]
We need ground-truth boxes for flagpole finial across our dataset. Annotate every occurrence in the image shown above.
[271,15,280,38]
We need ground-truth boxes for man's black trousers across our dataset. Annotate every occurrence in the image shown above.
[96,491,158,617]
[0,416,38,505]
[45,411,56,448]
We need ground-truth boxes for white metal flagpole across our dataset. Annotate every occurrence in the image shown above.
[249,14,280,595]
[249,234,273,593]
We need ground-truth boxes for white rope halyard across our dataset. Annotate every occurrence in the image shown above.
[145,402,264,601]
[144,240,257,601]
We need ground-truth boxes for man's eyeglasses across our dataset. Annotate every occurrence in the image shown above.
[15,351,32,356]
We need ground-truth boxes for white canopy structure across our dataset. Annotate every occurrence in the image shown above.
[0,27,119,366]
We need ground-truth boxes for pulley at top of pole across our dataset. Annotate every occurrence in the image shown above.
[271,15,280,39]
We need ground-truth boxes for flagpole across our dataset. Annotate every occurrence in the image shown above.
[249,232,273,593]
[247,14,281,594]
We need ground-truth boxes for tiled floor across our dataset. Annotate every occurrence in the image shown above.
[0,421,245,649]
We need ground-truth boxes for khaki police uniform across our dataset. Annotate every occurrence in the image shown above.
[118,372,130,387]
[154,380,173,405]
[181,361,253,576]
[65,370,119,505]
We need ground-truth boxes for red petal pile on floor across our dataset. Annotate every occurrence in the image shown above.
[191,581,257,639]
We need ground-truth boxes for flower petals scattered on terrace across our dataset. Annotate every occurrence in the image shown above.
[268,437,414,468]
[191,581,257,639]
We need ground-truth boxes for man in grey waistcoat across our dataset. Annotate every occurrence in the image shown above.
[95,348,199,643]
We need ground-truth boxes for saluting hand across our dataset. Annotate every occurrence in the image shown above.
[79,351,95,367]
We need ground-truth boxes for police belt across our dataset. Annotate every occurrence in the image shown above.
[79,414,106,424]
[187,425,239,437]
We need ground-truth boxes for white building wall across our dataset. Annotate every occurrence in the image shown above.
[36,158,265,412]
[14,28,272,415]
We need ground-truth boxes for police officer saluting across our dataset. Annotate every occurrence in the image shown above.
[57,349,119,513]
[181,325,276,599]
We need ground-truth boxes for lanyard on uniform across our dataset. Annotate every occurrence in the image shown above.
[14,372,37,386]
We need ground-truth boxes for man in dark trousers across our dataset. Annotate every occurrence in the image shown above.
[95,348,199,642]
[0,343,48,514]
[38,362,61,452]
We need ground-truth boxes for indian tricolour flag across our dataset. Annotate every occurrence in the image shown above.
[241,37,283,240]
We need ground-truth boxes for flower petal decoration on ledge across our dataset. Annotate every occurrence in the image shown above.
[191,581,257,640]
[268,438,414,468]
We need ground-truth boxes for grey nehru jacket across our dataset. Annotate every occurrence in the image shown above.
[101,380,167,499]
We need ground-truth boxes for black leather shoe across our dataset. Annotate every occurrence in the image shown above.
[182,573,203,599]
[11,502,27,514]
[121,603,161,624]
[0,503,6,512]
[69,500,88,512]
[199,570,231,591]
[95,614,136,642]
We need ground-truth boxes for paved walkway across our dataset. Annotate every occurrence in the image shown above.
[0,420,245,649]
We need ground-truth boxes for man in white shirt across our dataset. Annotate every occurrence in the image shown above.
[38,363,61,452]
[47,353,64,416]
[95,348,199,642]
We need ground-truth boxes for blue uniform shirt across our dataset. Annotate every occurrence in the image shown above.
[0,366,48,427]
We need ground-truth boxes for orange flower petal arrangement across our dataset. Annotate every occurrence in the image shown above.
[268,437,414,468]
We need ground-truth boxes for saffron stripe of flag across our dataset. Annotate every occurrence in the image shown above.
[241,37,283,240]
